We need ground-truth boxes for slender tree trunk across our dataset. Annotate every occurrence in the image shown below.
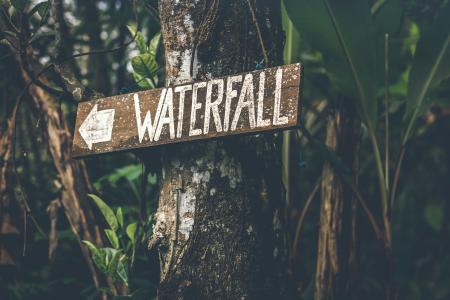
[16,60,123,297]
[0,96,23,297]
[315,99,360,300]
[148,1,292,299]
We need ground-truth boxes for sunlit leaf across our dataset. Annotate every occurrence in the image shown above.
[105,229,120,249]
[127,24,147,54]
[126,222,137,243]
[116,207,124,228]
[131,53,158,78]
[88,194,118,231]
[148,32,161,56]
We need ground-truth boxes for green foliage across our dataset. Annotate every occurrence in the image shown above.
[29,1,50,22]
[424,204,444,231]
[11,0,26,11]
[127,26,161,89]
[284,0,377,129]
[403,2,450,143]
[84,194,146,296]
[88,194,119,231]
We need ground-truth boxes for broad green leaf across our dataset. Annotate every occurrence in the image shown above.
[116,207,124,228]
[11,0,26,11]
[127,25,147,54]
[284,0,377,129]
[424,204,444,231]
[403,3,450,143]
[131,53,158,78]
[88,194,118,231]
[148,32,161,56]
[126,222,137,243]
[105,229,120,249]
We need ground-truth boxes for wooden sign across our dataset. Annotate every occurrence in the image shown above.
[72,63,302,158]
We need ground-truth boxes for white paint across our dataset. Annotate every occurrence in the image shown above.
[79,104,115,150]
[257,71,270,127]
[174,84,192,138]
[273,68,288,125]
[203,79,224,134]
[223,75,242,132]
[134,91,165,143]
[154,88,175,141]
[189,81,206,136]
[231,74,256,131]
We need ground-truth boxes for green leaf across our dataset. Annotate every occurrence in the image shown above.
[126,222,137,243]
[106,249,121,279]
[29,1,49,18]
[127,24,147,54]
[131,53,158,79]
[105,229,120,249]
[82,240,99,255]
[11,0,26,11]
[88,194,118,231]
[403,3,450,144]
[116,256,128,284]
[116,207,124,228]
[148,32,161,56]
[424,204,444,231]
[133,72,157,89]
[284,0,377,129]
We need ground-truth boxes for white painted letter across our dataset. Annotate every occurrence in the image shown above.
[231,74,256,131]
[204,79,224,134]
[257,72,270,127]
[224,75,242,132]
[134,91,166,142]
[154,88,175,141]
[174,84,192,138]
[189,81,206,136]
[273,68,288,125]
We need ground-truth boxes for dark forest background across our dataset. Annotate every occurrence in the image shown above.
[1,0,450,299]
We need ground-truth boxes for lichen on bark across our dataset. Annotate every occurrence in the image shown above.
[149,1,291,299]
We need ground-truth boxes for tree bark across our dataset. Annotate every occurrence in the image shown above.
[315,100,360,300]
[149,1,291,299]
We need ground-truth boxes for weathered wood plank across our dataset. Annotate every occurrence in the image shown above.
[72,63,302,158]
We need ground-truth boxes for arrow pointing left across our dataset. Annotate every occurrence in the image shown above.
[79,104,115,150]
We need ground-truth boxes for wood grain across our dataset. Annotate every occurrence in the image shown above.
[72,63,302,158]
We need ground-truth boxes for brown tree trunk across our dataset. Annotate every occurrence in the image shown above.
[0,96,23,296]
[148,1,292,299]
[16,61,123,297]
[315,99,360,300]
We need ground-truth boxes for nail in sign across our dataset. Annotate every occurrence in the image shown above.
[72,63,302,158]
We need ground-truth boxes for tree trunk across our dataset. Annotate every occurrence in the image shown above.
[149,1,291,299]
[315,99,360,300]
[16,60,123,297]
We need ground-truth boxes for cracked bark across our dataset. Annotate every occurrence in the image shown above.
[315,99,360,300]
[149,1,291,299]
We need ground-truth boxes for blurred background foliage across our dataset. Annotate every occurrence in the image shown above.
[0,0,449,299]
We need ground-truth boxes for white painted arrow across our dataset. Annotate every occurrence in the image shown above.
[79,104,115,150]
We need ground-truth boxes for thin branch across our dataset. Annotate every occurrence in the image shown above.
[390,146,405,210]
[245,0,269,65]
[384,33,390,190]
[290,176,321,263]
